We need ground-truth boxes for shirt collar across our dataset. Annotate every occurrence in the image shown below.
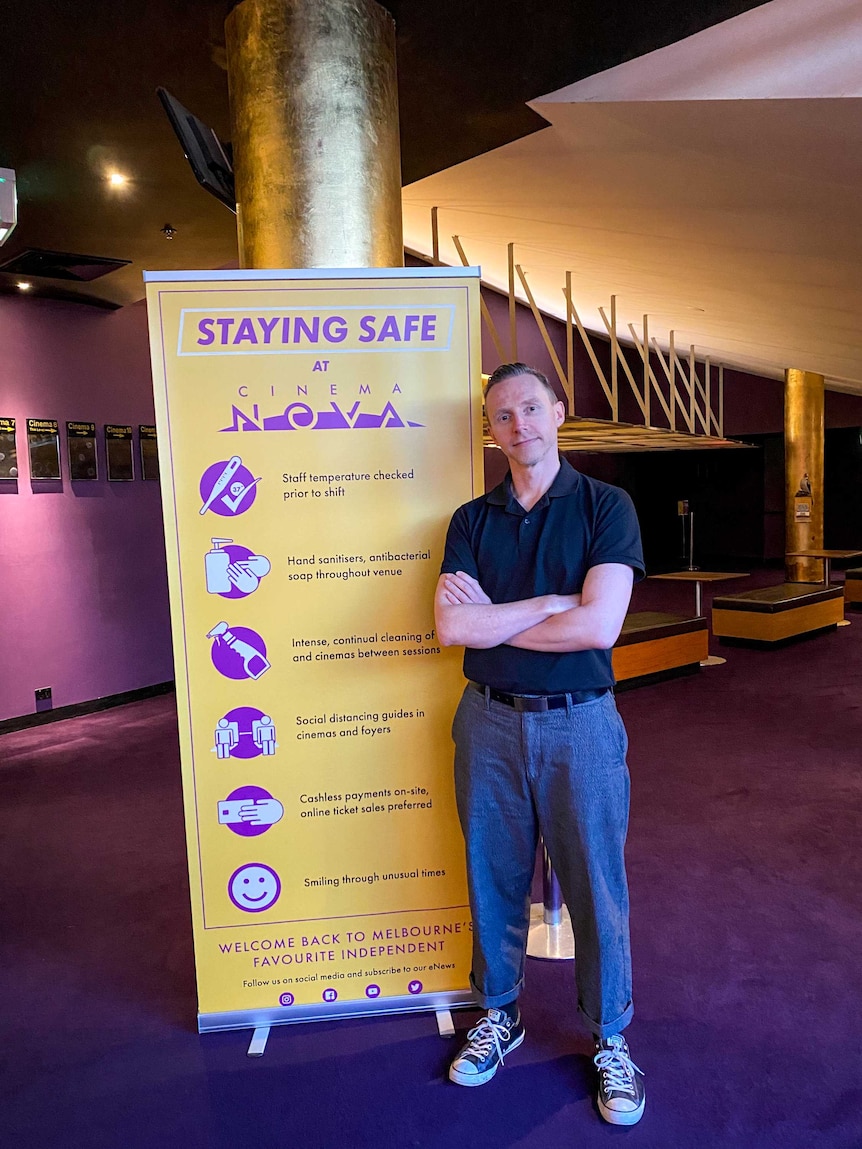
[486,456,581,511]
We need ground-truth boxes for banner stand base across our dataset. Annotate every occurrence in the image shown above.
[239,1009,462,1058]
[247,1027,270,1057]
[203,996,475,1057]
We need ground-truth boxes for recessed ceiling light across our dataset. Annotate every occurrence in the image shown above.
[108,172,128,187]
[16,280,31,291]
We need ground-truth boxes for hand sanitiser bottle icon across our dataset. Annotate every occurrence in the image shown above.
[205,539,233,594]
[204,539,272,598]
[207,621,271,680]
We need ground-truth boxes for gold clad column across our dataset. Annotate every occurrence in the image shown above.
[225,0,403,269]
[785,369,825,583]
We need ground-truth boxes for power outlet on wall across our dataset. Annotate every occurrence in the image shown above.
[35,686,53,712]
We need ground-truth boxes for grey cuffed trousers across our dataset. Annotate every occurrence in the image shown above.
[452,683,634,1038]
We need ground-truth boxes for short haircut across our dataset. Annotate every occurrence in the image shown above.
[483,362,558,403]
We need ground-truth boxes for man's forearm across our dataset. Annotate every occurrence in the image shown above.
[436,595,574,649]
[509,563,633,652]
[507,601,625,653]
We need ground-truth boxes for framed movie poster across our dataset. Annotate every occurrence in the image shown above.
[67,421,98,481]
[139,425,159,481]
[0,417,18,480]
[105,424,134,481]
[27,418,61,480]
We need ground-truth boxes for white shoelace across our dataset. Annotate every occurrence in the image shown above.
[593,1040,644,1097]
[460,1015,513,1065]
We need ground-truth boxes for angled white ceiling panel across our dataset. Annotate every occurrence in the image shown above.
[403,0,862,390]
[539,0,862,102]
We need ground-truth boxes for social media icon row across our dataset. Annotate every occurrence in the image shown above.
[277,981,424,1008]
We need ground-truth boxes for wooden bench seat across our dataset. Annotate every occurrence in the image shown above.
[613,611,708,687]
[844,568,862,605]
[711,582,844,643]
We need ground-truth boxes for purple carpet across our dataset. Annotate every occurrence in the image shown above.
[3,575,861,1148]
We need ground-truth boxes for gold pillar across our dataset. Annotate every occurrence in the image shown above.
[785,369,825,582]
[225,0,403,269]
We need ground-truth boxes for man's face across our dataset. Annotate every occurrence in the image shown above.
[485,374,564,469]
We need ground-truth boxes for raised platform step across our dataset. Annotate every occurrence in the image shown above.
[844,568,862,604]
[712,582,844,643]
[613,611,708,686]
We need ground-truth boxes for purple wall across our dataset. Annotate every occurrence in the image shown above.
[722,369,862,435]
[0,295,172,722]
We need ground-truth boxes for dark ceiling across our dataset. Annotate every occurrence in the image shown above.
[0,0,770,307]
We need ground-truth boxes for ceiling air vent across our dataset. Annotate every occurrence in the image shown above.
[0,248,131,281]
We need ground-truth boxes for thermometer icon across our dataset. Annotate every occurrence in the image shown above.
[200,457,242,514]
[199,457,261,516]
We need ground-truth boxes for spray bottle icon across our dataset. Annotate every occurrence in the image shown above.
[206,622,271,680]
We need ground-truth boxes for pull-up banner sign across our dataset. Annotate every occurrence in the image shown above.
[145,267,482,1032]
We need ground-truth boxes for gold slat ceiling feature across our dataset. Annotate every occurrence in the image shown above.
[484,416,752,454]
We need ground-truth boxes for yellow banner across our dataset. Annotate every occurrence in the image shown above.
[145,268,482,1029]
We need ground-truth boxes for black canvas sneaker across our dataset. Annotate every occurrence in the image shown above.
[448,1007,526,1086]
[594,1033,646,1125]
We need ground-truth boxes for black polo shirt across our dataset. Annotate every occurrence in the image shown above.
[440,457,644,693]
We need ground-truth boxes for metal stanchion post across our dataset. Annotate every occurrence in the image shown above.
[526,844,574,960]
[687,510,699,571]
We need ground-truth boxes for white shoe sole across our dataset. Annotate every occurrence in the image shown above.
[597,1096,646,1126]
[448,1029,525,1086]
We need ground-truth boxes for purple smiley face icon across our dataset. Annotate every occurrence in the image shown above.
[227,863,281,913]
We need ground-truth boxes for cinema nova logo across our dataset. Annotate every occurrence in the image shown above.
[220,401,423,433]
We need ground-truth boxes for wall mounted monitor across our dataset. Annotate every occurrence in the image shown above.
[139,425,159,481]
[157,87,236,213]
[27,418,61,480]
[67,421,98,481]
[0,417,17,480]
[105,424,134,481]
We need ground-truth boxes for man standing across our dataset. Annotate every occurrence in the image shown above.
[435,362,646,1126]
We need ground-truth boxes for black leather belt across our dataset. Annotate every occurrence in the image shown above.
[470,682,610,711]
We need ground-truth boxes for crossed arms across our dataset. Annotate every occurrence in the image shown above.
[434,563,634,652]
